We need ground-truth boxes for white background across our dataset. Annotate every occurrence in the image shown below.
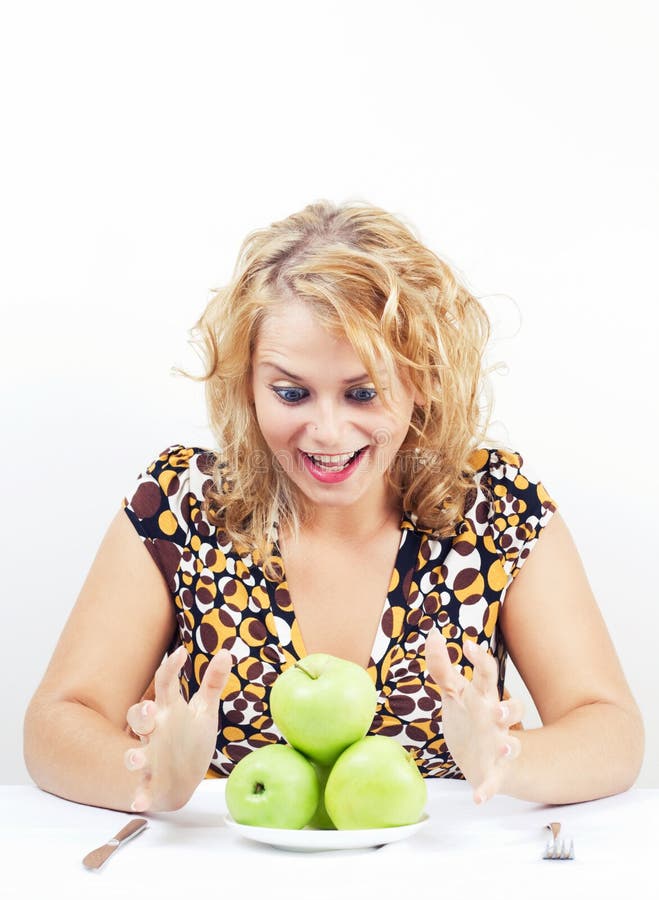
[1,1,657,787]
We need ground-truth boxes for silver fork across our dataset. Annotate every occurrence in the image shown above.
[543,821,575,860]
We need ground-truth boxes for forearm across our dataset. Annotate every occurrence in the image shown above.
[24,697,142,812]
[500,701,645,805]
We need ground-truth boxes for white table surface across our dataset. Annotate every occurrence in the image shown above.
[1,778,657,899]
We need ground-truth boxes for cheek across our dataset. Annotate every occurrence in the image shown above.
[255,408,281,444]
[254,400,299,449]
[376,404,414,449]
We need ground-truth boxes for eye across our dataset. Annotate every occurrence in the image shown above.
[271,386,309,404]
[348,387,377,403]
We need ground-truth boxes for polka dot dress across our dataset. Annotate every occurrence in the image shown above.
[123,444,556,778]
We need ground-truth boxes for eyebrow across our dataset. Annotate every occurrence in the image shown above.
[258,362,372,385]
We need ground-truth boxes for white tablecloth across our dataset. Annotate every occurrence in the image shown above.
[1,779,657,899]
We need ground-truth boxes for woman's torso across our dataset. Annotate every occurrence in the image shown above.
[123,444,555,777]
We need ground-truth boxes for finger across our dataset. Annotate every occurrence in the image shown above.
[193,649,232,712]
[424,629,463,700]
[124,747,147,771]
[130,789,151,813]
[500,733,522,761]
[126,699,157,737]
[473,771,500,805]
[462,640,498,697]
[496,696,525,728]
[473,733,522,805]
[154,644,188,704]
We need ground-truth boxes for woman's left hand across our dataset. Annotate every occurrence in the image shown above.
[425,628,524,804]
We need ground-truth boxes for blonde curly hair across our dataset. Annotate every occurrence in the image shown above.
[180,200,492,574]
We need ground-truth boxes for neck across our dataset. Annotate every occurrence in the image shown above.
[286,490,402,547]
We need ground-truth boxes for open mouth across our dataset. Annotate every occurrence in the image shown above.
[300,447,367,472]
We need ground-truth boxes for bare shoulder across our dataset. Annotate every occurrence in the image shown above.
[28,507,176,727]
[499,511,640,724]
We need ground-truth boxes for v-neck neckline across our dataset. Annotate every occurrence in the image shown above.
[264,514,419,670]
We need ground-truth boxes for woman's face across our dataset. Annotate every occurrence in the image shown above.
[250,299,417,516]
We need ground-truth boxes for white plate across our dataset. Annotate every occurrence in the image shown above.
[224,812,429,852]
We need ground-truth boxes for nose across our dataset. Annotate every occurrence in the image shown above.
[307,398,345,447]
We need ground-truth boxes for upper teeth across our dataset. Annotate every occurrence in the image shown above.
[307,451,357,464]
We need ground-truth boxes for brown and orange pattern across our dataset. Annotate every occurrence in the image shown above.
[123,444,556,778]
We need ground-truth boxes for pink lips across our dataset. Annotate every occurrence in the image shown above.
[299,448,367,484]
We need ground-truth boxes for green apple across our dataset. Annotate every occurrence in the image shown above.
[324,735,427,829]
[307,763,335,830]
[225,743,320,829]
[270,654,377,767]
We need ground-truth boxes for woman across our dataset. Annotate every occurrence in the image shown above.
[23,200,644,813]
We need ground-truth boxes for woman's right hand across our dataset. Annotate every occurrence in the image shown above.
[123,645,232,812]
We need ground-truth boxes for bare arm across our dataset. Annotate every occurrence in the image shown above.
[498,510,644,802]
[426,512,644,804]
[23,508,230,812]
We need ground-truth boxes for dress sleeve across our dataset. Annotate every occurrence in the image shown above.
[122,444,196,594]
[483,447,557,581]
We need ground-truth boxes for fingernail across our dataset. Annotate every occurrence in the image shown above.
[141,702,150,717]
[502,743,512,757]
[498,706,509,722]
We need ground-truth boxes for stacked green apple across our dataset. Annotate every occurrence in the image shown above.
[225,653,427,830]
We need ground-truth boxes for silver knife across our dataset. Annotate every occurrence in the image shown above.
[82,818,148,870]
